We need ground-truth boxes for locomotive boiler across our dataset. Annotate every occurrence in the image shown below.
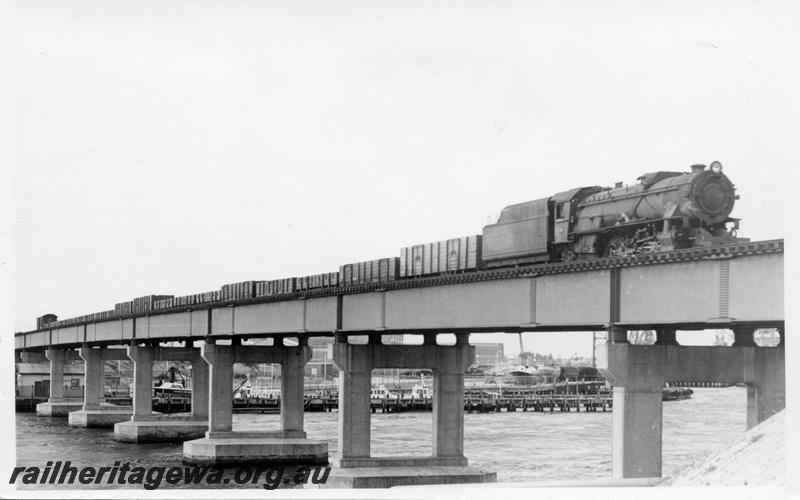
[482,161,745,267]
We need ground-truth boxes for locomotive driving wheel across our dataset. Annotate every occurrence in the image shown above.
[604,237,628,257]
[557,247,576,262]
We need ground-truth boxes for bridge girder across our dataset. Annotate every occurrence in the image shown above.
[16,247,784,351]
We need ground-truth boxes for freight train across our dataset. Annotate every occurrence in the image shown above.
[37,162,747,329]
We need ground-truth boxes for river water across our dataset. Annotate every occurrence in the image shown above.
[15,386,747,490]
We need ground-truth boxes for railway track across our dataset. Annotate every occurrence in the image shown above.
[215,238,783,301]
[18,239,783,332]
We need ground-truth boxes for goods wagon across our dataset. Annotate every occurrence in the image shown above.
[339,257,399,286]
[221,281,262,301]
[255,278,298,296]
[36,314,58,329]
[399,235,482,277]
[132,295,174,314]
[295,272,340,291]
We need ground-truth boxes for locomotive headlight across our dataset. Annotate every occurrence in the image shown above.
[710,161,723,174]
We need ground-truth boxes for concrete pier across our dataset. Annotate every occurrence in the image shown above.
[598,329,785,479]
[68,346,133,428]
[35,349,84,416]
[183,339,327,466]
[322,333,496,488]
[114,344,209,443]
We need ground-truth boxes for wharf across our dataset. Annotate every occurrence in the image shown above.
[21,383,619,415]
[307,384,614,414]
[15,396,48,412]
[107,395,280,414]
[20,393,616,414]
[464,393,611,413]
[361,393,613,414]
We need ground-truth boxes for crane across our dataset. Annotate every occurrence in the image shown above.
[157,366,186,386]
[518,333,526,366]
[233,375,250,397]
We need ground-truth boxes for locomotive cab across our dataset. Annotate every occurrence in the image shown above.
[481,186,603,267]
[550,186,604,261]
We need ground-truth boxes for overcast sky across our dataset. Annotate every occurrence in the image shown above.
[5,1,798,359]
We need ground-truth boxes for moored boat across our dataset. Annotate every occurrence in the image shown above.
[662,387,694,401]
[370,384,401,400]
[153,381,192,398]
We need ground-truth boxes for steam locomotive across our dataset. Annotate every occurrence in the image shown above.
[36,161,748,328]
[395,161,745,279]
[482,160,745,266]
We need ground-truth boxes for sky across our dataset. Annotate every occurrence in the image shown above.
[4,1,799,361]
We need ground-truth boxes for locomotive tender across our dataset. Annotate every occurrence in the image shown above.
[35,162,747,329]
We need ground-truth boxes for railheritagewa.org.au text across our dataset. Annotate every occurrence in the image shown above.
[10,461,330,489]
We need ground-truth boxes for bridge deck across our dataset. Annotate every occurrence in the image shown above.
[15,240,784,350]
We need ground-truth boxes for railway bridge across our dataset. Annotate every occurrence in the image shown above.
[14,240,785,487]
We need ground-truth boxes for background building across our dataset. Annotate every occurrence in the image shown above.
[307,335,405,379]
[16,362,84,398]
[472,343,504,371]
[307,336,335,379]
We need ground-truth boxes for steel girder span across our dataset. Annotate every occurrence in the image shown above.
[15,246,784,350]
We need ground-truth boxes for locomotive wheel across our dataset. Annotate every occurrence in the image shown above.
[557,247,576,262]
[604,237,627,257]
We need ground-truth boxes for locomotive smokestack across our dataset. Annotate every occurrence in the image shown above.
[691,164,706,173]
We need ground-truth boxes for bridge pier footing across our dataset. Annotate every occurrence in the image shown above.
[115,345,209,443]
[183,342,327,466]
[321,338,496,489]
[69,346,132,428]
[37,400,85,417]
[598,341,785,479]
